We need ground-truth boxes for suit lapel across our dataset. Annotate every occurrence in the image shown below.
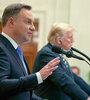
[0,34,29,75]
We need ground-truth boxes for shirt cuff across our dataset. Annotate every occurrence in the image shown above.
[36,72,43,84]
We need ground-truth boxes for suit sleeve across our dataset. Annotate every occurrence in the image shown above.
[32,92,48,100]
[73,73,90,95]
[0,48,38,97]
[37,51,89,100]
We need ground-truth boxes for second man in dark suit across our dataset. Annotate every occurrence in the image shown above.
[33,23,90,100]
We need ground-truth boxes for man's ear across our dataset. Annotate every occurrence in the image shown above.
[56,37,62,45]
[8,17,15,28]
[59,40,62,44]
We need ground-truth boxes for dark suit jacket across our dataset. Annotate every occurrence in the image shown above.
[0,34,44,100]
[33,43,90,100]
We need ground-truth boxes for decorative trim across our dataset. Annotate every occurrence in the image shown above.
[32,10,47,50]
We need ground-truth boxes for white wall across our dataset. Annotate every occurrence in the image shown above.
[69,0,90,82]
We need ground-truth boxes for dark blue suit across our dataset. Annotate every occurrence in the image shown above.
[0,34,44,100]
[33,43,90,100]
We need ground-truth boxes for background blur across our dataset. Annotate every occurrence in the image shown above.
[0,0,90,83]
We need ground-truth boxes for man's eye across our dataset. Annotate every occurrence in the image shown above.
[69,36,72,39]
[27,21,30,24]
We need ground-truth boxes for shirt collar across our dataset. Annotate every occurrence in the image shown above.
[1,32,18,49]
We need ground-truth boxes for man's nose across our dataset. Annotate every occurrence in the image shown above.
[71,37,75,43]
[29,24,35,31]
[72,38,75,43]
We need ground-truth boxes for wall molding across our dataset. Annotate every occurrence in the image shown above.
[32,10,47,50]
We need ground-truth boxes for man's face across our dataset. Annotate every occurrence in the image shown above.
[60,31,74,50]
[13,8,35,44]
[71,68,79,76]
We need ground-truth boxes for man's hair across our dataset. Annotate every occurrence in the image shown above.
[2,3,32,27]
[48,23,74,44]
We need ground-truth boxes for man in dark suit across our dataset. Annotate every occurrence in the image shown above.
[33,23,90,100]
[0,3,60,100]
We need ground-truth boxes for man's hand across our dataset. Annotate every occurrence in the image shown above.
[39,57,60,80]
[87,97,90,100]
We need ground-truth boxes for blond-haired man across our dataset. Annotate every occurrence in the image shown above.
[33,23,90,100]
